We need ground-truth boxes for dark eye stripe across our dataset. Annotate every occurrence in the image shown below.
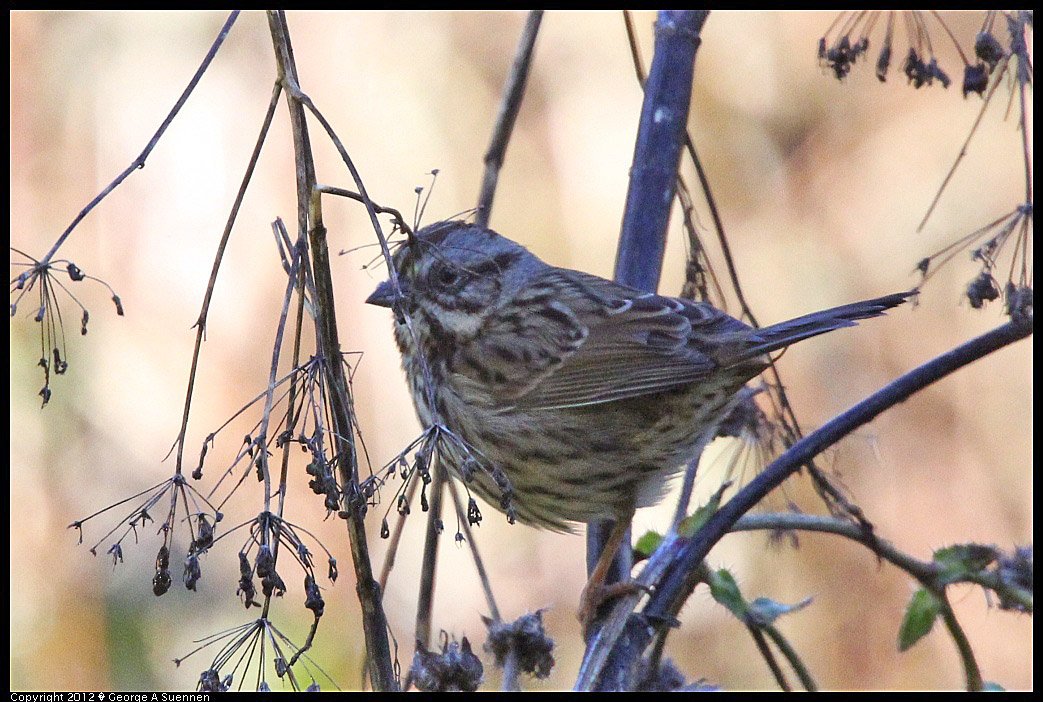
[466,251,521,278]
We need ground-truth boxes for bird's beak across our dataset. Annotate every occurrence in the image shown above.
[366,279,402,308]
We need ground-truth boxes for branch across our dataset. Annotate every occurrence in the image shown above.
[266,10,397,691]
[41,11,240,266]
[613,10,710,291]
[645,316,1033,623]
[577,317,1030,688]
[475,10,544,228]
[582,10,710,689]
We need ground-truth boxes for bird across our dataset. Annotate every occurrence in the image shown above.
[366,219,910,628]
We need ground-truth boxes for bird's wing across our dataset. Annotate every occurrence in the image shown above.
[464,268,754,410]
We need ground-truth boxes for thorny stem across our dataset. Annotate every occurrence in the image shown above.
[577,318,1030,688]
[583,11,710,686]
[736,515,1025,691]
[646,317,1033,625]
[935,587,983,691]
[734,514,938,580]
[735,512,1033,613]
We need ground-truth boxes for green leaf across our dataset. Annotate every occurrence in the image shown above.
[638,483,733,560]
[678,482,730,538]
[932,544,999,584]
[634,529,663,560]
[898,588,942,652]
[708,568,747,619]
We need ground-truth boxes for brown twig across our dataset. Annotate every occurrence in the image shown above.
[267,10,397,691]
[40,11,241,267]
[475,10,544,228]
[415,464,447,651]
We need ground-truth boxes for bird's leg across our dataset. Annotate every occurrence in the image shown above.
[579,506,645,637]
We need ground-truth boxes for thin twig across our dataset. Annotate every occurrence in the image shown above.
[415,464,447,651]
[168,80,282,474]
[475,10,544,228]
[936,588,983,691]
[917,60,1011,232]
[761,624,817,691]
[748,625,790,691]
[446,477,502,622]
[267,10,396,690]
[257,224,304,585]
[378,472,421,591]
[40,11,240,266]
[314,184,412,236]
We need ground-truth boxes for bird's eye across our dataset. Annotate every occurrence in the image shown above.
[434,266,462,288]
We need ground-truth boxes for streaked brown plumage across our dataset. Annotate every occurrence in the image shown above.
[367,220,911,534]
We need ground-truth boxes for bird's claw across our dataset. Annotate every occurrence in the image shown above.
[579,579,651,637]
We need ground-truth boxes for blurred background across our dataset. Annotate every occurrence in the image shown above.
[10,10,1031,692]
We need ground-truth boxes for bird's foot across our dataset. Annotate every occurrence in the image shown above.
[578,578,651,638]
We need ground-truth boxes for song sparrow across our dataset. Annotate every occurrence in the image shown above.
[367,220,909,620]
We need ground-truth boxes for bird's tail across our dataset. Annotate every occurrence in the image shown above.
[729,291,914,364]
